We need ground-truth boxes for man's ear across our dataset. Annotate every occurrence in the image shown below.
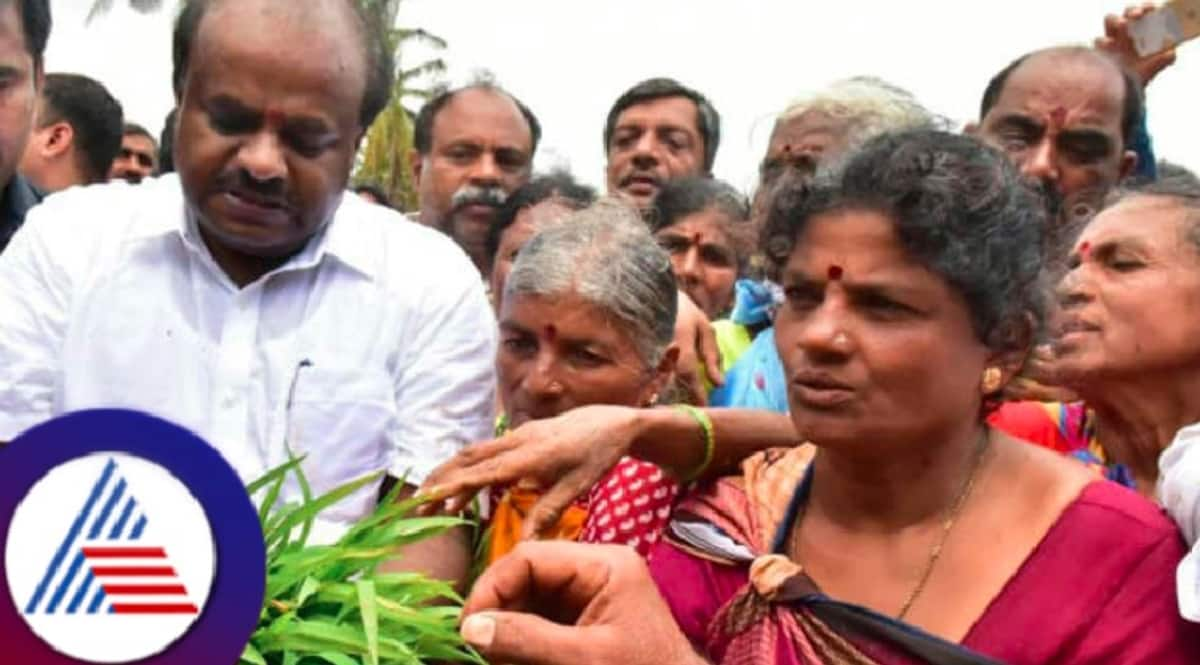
[1120,149,1138,180]
[44,122,73,157]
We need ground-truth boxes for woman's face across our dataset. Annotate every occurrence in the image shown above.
[654,206,741,317]
[489,200,573,305]
[497,291,671,427]
[774,209,994,448]
[1053,196,1200,385]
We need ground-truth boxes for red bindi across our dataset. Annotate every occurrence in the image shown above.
[544,325,557,341]
[1079,241,1092,257]
[264,108,286,127]
[827,265,844,280]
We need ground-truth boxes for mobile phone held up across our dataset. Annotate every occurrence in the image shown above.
[1127,0,1200,57]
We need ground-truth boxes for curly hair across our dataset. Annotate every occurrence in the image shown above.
[762,129,1046,352]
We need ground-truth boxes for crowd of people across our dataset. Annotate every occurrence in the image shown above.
[1,0,1199,663]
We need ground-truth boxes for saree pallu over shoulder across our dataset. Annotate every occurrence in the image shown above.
[663,446,1002,665]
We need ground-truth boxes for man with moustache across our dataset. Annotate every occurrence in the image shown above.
[411,81,539,275]
[0,0,495,586]
[604,77,720,211]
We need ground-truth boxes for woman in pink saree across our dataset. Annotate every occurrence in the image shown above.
[648,130,1200,664]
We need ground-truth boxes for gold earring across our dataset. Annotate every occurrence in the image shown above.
[981,367,1003,394]
[647,393,660,406]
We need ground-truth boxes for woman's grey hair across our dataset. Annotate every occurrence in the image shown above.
[778,76,947,173]
[1105,171,1200,253]
[505,199,679,367]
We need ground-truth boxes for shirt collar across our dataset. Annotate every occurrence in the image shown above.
[130,176,380,281]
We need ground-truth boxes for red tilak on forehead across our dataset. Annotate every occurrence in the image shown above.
[1079,241,1092,257]
[264,108,286,126]
[1049,106,1067,127]
[827,265,844,280]
[544,324,557,341]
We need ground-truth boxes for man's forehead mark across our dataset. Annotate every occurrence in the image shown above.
[827,265,844,280]
[264,108,286,127]
[544,324,557,341]
[1079,241,1092,257]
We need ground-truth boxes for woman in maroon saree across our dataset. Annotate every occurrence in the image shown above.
[647,130,1200,664]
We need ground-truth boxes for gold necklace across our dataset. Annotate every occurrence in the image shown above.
[789,428,991,621]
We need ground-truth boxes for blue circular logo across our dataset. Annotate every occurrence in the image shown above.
[0,410,265,664]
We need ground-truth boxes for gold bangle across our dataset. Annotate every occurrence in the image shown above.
[673,404,715,484]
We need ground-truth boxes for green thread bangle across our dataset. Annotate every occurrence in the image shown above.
[673,404,715,484]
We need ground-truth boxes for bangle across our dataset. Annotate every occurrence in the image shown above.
[673,404,715,484]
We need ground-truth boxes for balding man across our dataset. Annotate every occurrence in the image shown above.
[0,0,494,585]
[410,81,539,274]
[971,47,1143,215]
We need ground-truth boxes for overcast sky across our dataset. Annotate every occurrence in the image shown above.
[46,1,1199,194]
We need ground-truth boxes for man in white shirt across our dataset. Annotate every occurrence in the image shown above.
[0,0,495,584]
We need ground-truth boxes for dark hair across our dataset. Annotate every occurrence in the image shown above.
[122,122,156,144]
[158,108,177,174]
[979,48,1143,148]
[15,0,50,73]
[413,82,541,156]
[763,129,1046,352]
[649,176,753,271]
[172,0,394,129]
[38,73,123,184]
[352,182,391,208]
[604,78,721,172]
[485,171,596,263]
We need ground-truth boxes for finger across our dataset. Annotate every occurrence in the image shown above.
[464,541,612,616]
[697,319,724,387]
[522,478,589,540]
[461,612,591,665]
[1103,13,1123,39]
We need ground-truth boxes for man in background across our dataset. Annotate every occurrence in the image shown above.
[0,0,50,253]
[19,72,123,192]
[603,77,719,211]
[108,122,158,183]
[410,80,539,275]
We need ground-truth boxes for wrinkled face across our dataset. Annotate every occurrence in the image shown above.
[752,111,852,228]
[977,53,1133,210]
[489,199,572,306]
[498,292,666,427]
[774,209,992,448]
[108,134,158,184]
[0,2,40,190]
[174,0,365,264]
[605,96,706,210]
[415,88,534,272]
[655,206,740,318]
[1053,197,1200,387]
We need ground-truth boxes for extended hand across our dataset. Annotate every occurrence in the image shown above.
[419,405,642,538]
[461,541,706,665]
[1095,3,1178,87]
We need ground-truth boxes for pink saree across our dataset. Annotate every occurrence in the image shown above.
[649,447,1200,665]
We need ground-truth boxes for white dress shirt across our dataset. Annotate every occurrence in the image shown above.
[1159,422,1200,621]
[0,176,496,537]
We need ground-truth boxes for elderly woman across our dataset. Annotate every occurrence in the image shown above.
[484,201,686,563]
[649,177,752,319]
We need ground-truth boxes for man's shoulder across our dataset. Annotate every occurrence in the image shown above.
[24,176,181,242]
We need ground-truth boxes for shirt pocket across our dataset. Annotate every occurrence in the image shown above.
[285,367,397,522]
